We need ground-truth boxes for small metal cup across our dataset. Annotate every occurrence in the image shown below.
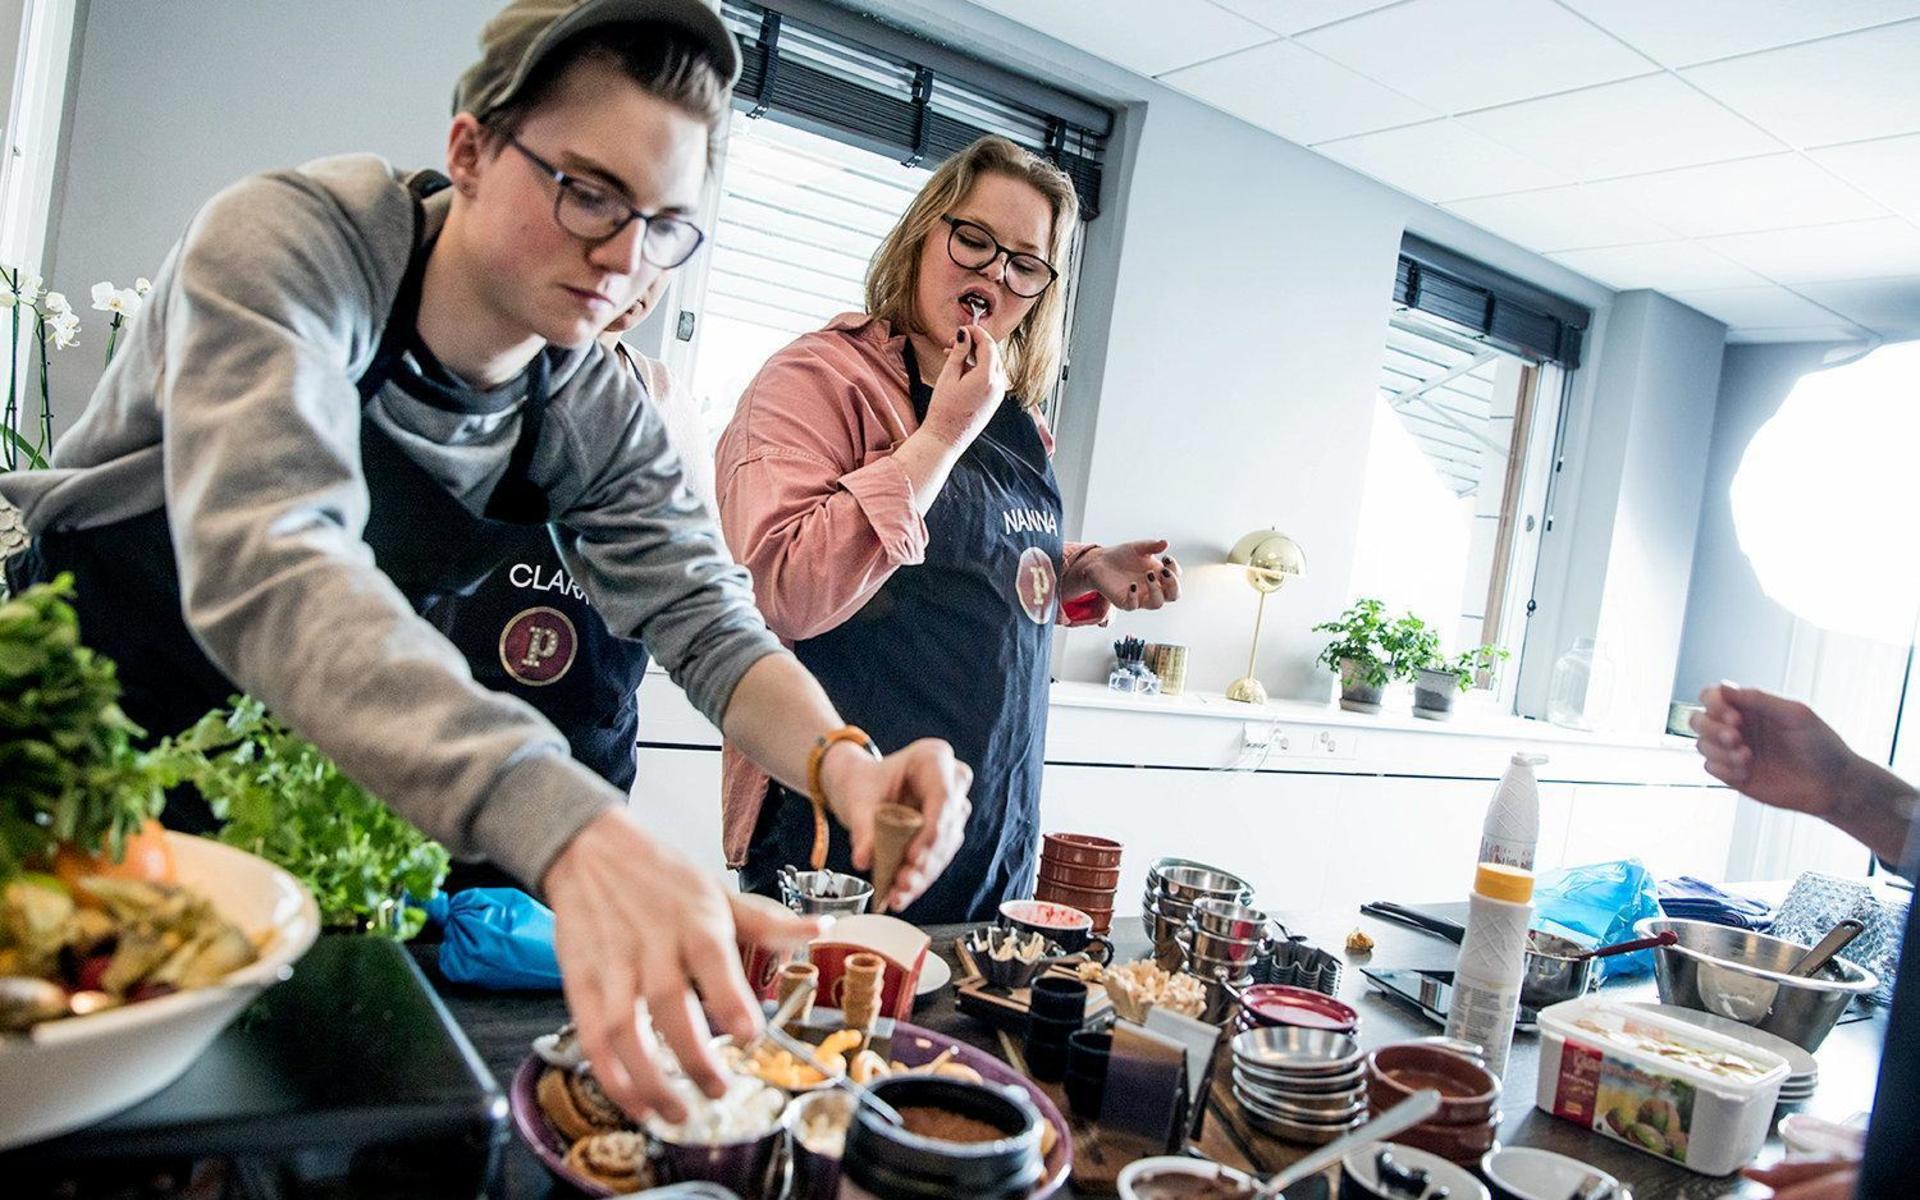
[779,866,875,917]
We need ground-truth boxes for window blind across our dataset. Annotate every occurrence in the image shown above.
[1395,235,1589,368]
[720,0,1113,219]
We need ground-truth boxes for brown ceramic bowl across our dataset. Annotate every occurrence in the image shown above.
[1365,1045,1500,1126]
[1037,860,1123,892]
[1041,833,1124,869]
[1035,880,1119,915]
[1387,1111,1501,1163]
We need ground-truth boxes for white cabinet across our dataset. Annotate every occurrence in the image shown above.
[1562,784,1737,884]
[630,746,728,877]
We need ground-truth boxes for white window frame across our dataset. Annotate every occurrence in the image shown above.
[0,0,76,272]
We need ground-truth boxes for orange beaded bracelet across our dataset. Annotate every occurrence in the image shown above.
[805,725,881,870]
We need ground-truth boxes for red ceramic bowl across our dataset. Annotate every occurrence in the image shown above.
[1041,832,1124,869]
[1036,860,1123,891]
[1387,1111,1501,1162]
[1237,985,1360,1034]
[1035,879,1119,914]
[1365,1045,1500,1125]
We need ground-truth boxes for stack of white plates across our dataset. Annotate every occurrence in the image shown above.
[1628,1001,1820,1102]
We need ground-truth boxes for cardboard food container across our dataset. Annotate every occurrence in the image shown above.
[1534,996,1788,1176]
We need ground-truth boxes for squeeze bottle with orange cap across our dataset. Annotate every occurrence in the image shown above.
[1443,863,1534,1076]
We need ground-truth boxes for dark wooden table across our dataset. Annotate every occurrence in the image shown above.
[424,906,1886,1199]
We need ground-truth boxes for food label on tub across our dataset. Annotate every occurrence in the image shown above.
[1552,1039,1696,1165]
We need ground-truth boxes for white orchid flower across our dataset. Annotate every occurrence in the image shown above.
[20,272,42,305]
[134,277,152,297]
[89,280,139,317]
[49,311,80,349]
[44,291,71,315]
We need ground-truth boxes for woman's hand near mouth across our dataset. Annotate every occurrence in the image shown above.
[890,323,1007,516]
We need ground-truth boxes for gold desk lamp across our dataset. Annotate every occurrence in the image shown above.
[1224,530,1305,705]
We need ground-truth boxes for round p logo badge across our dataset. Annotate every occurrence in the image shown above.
[499,606,578,687]
[1015,546,1058,625]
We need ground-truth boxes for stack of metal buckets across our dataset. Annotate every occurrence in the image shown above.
[1142,857,1278,1023]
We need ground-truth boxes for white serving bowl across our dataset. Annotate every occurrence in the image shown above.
[0,833,320,1149]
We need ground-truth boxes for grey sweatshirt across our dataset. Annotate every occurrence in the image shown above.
[0,154,783,887]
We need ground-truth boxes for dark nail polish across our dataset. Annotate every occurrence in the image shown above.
[1160,570,1171,579]
[1129,584,1138,593]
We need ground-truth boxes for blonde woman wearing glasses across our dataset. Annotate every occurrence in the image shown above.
[717,135,1182,924]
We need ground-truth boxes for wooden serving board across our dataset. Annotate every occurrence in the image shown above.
[952,938,1114,1031]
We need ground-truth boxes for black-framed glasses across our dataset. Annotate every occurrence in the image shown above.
[942,216,1058,298]
[501,134,706,269]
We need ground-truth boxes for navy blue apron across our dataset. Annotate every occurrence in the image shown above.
[739,342,1063,923]
[4,174,613,869]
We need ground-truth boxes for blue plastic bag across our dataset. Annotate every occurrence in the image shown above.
[1533,859,1663,981]
[424,887,562,990]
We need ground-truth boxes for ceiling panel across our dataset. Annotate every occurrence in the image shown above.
[1557,0,1920,67]
[1701,218,1920,284]
[1669,285,1845,328]
[1159,39,1436,144]
[1725,323,1876,344]
[1575,154,1890,238]
[964,0,1275,77]
[1811,134,1920,221]
[1793,275,1920,339]
[1294,0,1652,113]
[1547,241,1765,292]
[1460,73,1784,181]
[1443,184,1676,251]
[1207,0,1405,36]
[1682,20,1920,149]
[1313,118,1568,200]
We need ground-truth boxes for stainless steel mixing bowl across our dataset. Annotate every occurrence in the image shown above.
[1634,917,1877,1051]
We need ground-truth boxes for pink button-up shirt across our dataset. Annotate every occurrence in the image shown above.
[713,312,1105,867]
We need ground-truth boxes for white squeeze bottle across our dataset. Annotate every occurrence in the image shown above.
[1444,863,1534,1077]
[1478,753,1546,870]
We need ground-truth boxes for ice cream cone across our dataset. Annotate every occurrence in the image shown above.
[869,803,924,912]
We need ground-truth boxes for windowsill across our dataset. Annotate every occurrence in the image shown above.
[1048,679,1695,754]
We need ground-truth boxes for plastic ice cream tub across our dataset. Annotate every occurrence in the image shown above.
[1534,996,1788,1176]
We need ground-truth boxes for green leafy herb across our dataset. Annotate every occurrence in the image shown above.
[158,698,449,939]
[0,575,163,879]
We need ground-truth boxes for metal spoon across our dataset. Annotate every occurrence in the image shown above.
[1255,1088,1443,1197]
[1790,919,1865,978]
[750,980,905,1127]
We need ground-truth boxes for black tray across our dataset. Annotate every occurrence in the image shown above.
[7,934,508,1198]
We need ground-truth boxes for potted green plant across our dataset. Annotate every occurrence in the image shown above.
[1410,643,1509,721]
[1313,599,1394,713]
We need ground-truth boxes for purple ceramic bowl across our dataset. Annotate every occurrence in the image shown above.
[510,1015,1073,1198]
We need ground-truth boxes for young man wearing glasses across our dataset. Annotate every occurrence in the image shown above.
[1,0,972,1124]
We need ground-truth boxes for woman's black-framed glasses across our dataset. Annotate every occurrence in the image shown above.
[502,134,706,269]
[942,216,1058,298]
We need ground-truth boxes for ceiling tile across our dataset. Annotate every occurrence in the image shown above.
[1701,218,1920,283]
[1159,39,1435,144]
[1547,241,1766,291]
[1683,20,1920,148]
[1314,118,1568,200]
[964,0,1275,77]
[1577,154,1890,237]
[1726,323,1876,344]
[1811,133,1920,221]
[1794,275,1920,339]
[1294,0,1653,113]
[1443,184,1676,251]
[1558,1,1920,67]
[1460,73,1784,181]
[1670,285,1845,328]
[1206,0,1404,36]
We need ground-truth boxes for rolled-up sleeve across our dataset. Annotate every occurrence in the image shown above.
[717,349,925,642]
